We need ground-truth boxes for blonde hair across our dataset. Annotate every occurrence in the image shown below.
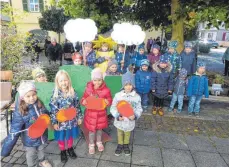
[53,70,75,98]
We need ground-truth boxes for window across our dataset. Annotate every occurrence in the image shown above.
[29,0,39,12]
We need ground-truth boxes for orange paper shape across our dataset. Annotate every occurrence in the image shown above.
[28,114,50,139]
[85,96,107,110]
[117,100,134,117]
[56,107,77,122]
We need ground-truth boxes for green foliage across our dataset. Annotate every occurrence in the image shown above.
[213,74,224,85]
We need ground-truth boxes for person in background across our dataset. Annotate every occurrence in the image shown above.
[222,46,229,76]
[132,44,147,73]
[115,44,131,74]
[44,36,51,57]
[63,39,75,65]
[47,37,63,65]
[72,52,83,66]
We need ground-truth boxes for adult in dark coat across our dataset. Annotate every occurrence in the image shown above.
[47,37,63,65]
[63,39,75,65]
[44,36,51,57]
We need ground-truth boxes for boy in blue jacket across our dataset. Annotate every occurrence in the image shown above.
[187,62,209,117]
[116,44,131,74]
[135,59,152,112]
[132,44,147,72]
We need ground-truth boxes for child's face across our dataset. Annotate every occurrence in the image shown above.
[36,74,47,82]
[152,48,159,55]
[101,45,108,52]
[73,59,82,65]
[84,45,92,53]
[185,47,192,53]
[124,84,133,93]
[197,67,205,74]
[92,79,103,89]
[23,91,37,105]
[139,49,145,55]
[168,48,175,53]
[118,46,124,53]
[58,74,69,90]
[109,64,118,73]
[141,65,148,71]
[159,63,168,69]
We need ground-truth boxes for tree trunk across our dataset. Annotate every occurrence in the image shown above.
[58,32,61,43]
[171,0,184,54]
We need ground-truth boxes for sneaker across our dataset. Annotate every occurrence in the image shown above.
[158,108,164,116]
[123,144,130,156]
[115,144,123,156]
[188,113,192,117]
[195,113,200,118]
[39,160,52,167]
[67,147,77,159]
[177,109,182,113]
[96,141,104,152]
[168,107,173,112]
[152,107,157,115]
[60,150,68,163]
[89,144,95,155]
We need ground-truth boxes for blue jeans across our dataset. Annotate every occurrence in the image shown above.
[169,93,184,110]
[188,95,202,113]
[138,93,148,107]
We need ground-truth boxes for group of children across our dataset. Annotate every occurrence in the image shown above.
[1,39,209,167]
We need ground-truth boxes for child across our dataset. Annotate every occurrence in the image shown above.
[163,40,181,76]
[1,82,52,167]
[115,44,131,73]
[81,68,112,154]
[110,72,142,156]
[32,67,47,82]
[72,52,83,66]
[180,42,196,76]
[132,44,147,72]
[80,42,97,69]
[96,42,115,73]
[152,57,173,116]
[105,59,120,76]
[168,68,188,113]
[135,59,152,112]
[49,70,83,163]
[148,44,161,65]
[187,62,209,117]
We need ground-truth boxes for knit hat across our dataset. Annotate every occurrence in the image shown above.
[91,68,103,80]
[159,56,169,64]
[122,72,135,88]
[179,68,187,78]
[32,68,46,79]
[184,41,193,48]
[151,44,160,50]
[138,44,145,51]
[84,41,92,47]
[72,52,83,61]
[108,59,118,68]
[18,81,36,100]
[197,62,206,69]
[140,59,149,66]
[168,40,178,49]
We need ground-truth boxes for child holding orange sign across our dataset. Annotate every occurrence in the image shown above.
[49,70,82,163]
[1,82,52,167]
[81,68,112,155]
[110,72,142,156]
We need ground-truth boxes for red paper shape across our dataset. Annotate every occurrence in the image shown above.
[56,107,77,122]
[117,100,134,117]
[28,114,50,139]
[85,96,107,110]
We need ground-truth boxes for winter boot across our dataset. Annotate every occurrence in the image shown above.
[67,147,77,159]
[60,150,68,163]
[152,107,157,115]
[158,108,164,116]
[123,144,131,156]
[115,144,123,156]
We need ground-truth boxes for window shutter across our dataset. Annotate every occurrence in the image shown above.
[39,0,44,12]
[22,0,28,12]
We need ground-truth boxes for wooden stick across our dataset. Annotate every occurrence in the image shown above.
[82,42,86,66]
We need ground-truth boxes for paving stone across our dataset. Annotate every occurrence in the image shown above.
[15,158,26,164]
[13,151,24,158]
[185,135,217,152]
[132,145,162,166]
[4,163,13,167]
[133,130,160,147]
[162,148,195,167]
[45,141,60,154]
[210,137,229,154]
[98,160,130,167]
[192,151,228,167]
[100,142,131,164]
[1,163,5,167]
[221,154,229,166]
[13,164,23,167]
[9,157,18,164]
[159,133,188,150]
[46,154,65,167]
[2,156,12,163]
[131,164,147,167]
[74,139,101,159]
[64,158,98,167]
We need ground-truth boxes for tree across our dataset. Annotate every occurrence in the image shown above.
[38,6,70,43]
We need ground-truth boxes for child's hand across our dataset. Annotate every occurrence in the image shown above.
[119,116,124,121]
[53,124,59,130]
[77,119,82,125]
[129,115,135,120]
[104,99,109,105]
[152,90,155,92]
[82,99,87,106]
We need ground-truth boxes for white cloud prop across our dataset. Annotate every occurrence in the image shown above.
[111,23,146,45]
[64,18,98,43]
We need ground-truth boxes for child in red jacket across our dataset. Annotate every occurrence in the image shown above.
[81,68,112,155]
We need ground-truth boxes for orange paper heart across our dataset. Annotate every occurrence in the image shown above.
[56,107,77,122]
[85,96,107,110]
[117,100,134,117]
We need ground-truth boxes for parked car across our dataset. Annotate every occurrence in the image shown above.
[199,39,219,48]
